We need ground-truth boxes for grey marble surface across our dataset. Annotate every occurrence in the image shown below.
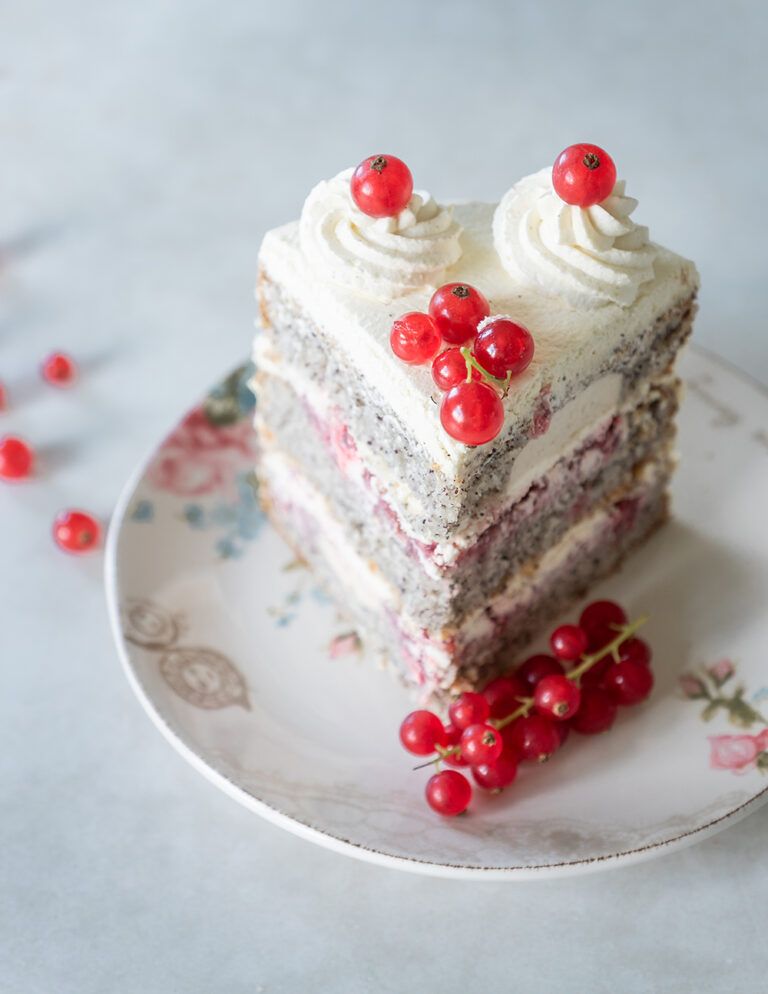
[2,2,767,991]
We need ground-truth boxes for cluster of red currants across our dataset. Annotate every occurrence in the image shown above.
[390,288,535,446]
[0,352,102,553]
[399,600,654,816]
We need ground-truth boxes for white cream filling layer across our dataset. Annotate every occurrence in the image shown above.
[254,335,630,567]
[260,438,666,663]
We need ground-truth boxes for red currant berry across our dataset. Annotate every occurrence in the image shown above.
[0,381,7,410]
[442,723,469,766]
[554,721,570,748]
[515,654,564,691]
[440,381,504,446]
[579,600,628,649]
[482,674,526,720]
[0,435,34,481]
[425,769,472,817]
[534,674,581,721]
[350,154,413,218]
[431,348,481,391]
[571,687,617,734]
[390,312,441,365]
[448,692,490,730]
[399,710,448,755]
[473,318,535,380]
[505,714,561,763]
[604,659,654,706]
[472,748,519,791]
[52,509,101,554]
[549,624,589,663]
[428,283,490,346]
[619,637,652,667]
[552,143,617,207]
[41,351,77,386]
[580,653,615,689]
[459,723,503,765]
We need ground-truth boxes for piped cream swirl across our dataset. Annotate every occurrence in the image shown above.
[299,168,463,300]
[493,168,657,308]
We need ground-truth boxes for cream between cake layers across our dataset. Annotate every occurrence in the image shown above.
[252,150,698,698]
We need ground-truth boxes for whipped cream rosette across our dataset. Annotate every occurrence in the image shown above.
[493,167,657,308]
[299,168,463,300]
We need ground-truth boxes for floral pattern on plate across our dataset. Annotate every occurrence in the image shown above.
[680,660,768,774]
[140,363,264,557]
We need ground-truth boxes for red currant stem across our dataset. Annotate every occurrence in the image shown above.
[412,749,454,771]
[460,347,512,395]
[568,615,649,682]
[492,698,535,731]
[408,616,648,771]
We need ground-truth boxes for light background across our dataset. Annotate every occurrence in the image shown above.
[2,2,767,992]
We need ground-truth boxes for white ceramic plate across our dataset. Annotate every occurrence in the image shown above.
[106,347,768,880]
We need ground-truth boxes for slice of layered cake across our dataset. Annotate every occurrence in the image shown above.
[253,145,698,699]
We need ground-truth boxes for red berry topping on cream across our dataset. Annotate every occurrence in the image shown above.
[350,154,414,218]
[389,312,441,365]
[428,282,490,346]
[440,381,504,446]
[552,143,617,207]
[431,348,481,391]
[473,318,534,380]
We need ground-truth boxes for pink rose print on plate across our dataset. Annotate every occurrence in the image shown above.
[706,659,735,686]
[708,734,761,774]
[148,407,258,498]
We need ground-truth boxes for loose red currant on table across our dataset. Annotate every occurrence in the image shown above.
[390,312,441,365]
[41,351,78,386]
[425,769,472,816]
[350,154,413,218]
[428,283,490,346]
[473,318,535,380]
[552,143,617,207]
[52,509,101,554]
[603,658,654,706]
[579,600,628,649]
[571,687,617,734]
[440,381,504,446]
[459,723,504,765]
[515,653,564,691]
[505,714,561,763]
[399,710,448,755]
[482,674,526,719]
[0,435,34,480]
[534,674,581,721]
[549,624,589,663]
[472,747,519,791]
[431,348,481,391]
[448,691,490,730]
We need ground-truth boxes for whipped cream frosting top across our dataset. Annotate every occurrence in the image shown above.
[299,168,463,300]
[493,168,657,308]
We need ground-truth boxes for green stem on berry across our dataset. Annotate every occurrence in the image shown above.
[411,615,648,772]
[460,347,512,395]
[568,615,649,682]
[493,698,535,731]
